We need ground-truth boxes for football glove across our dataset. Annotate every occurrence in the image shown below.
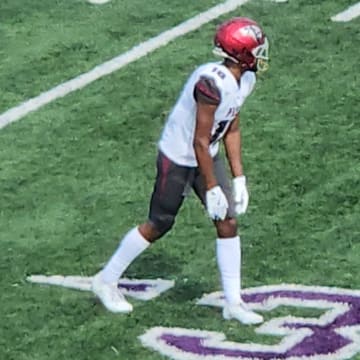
[233,176,249,215]
[206,185,229,221]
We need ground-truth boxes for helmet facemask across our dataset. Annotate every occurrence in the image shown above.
[251,37,269,72]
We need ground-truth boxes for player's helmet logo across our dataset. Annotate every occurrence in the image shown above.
[238,24,263,42]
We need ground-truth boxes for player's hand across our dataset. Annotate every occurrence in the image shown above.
[206,185,229,221]
[233,176,249,215]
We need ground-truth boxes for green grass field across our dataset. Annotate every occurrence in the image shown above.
[1,0,360,359]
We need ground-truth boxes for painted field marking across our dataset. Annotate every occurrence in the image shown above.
[87,0,286,6]
[27,274,175,300]
[0,0,251,130]
[87,0,111,4]
[141,284,360,360]
[331,2,360,22]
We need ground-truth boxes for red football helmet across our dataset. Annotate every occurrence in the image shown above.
[213,17,269,72]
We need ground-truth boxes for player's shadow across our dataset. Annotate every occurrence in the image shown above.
[125,250,182,279]
[165,280,212,302]
[124,250,212,301]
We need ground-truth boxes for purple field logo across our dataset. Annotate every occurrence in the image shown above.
[140,284,360,360]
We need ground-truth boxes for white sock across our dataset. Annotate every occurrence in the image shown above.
[101,227,150,284]
[216,236,241,305]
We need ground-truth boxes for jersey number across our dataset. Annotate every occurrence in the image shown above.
[210,120,230,144]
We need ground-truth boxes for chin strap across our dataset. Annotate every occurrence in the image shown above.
[212,46,240,64]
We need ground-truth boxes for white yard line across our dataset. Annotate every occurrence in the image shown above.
[87,0,111,4]
[0,0,250,130]
[331,2,360,22]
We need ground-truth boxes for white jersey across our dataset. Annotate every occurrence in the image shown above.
[158,62,256,167]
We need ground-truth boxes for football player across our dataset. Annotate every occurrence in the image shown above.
[92,17,269,325]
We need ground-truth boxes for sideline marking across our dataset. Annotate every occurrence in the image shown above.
[0,0,250,130]
[331,2,360,22]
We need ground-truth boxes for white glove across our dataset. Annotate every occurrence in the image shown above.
[233,176,249,215]
[206,185,229,221]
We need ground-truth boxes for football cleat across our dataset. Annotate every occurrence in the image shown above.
[92,272,133,313]
[213,17,269,72]
[223,301,264,325]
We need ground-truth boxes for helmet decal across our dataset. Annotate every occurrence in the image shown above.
[238,24,263,42]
